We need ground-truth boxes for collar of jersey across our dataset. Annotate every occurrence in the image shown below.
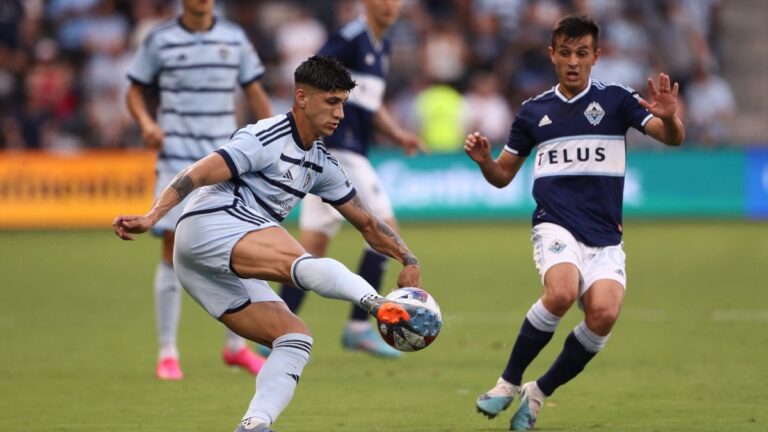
[285,111,313,152]
[176,16,217,34]
[555,79,592,104]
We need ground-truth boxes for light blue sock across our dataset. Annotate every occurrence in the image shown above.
[243,333,313,425]
[154,261,181,358]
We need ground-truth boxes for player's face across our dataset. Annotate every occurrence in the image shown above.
[302,88,349,138]
[548,34,601,98]
[364,0,404,29]
[183,0,215,16]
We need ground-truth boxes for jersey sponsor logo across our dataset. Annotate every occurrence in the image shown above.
[533,136,625,178]
[584,101,605,126]
[549,239,566,253]
[538,115,552,127]
[267,194,294,216]
[347,72,385,112]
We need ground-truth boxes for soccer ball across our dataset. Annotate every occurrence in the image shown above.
[377,287,442,352]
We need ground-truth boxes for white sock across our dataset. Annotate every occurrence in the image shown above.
[573,321,610,353]
[291,254,379,307]
[154,261,181,357]
[226,328,246,353]
[243,333,313,424]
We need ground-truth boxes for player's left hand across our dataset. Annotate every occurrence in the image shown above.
[397,130,428,156]
[396,264,421,288]
[638,73,679,121]
[112,214,153,240]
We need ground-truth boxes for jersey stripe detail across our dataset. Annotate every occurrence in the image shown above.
[255,172,307,198]
[255,119,290,138]
[161,108,235,116]
[160,63,239,72]
[165,132,231,140]
[538,134,624,149]
[158,40,240,50]
[257,124,291,143]
[279,154,324,173]
[160,86,236,93]
[177,203,235,225]
[260,130,292,147]
[215,149,238,177]
[322,188,356,206]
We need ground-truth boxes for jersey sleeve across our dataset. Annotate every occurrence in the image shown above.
[317,32,357,67]
[237,29,265,86]
[619,86,654,134]
[503,111,536,157]
[215,128,274,178]
[309,155,357,206]
[127,34,161,85]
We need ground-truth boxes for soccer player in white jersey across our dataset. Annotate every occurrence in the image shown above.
[277,0,426,359]
[465,14,684,430]
[113,56,438,432]
[126,0,272,379]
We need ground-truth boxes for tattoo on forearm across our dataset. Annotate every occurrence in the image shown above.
[170,171,196,201]
[375,218,419,266]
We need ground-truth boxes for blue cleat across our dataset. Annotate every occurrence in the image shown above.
[342,326,402,358]
[476,378,519,419]
[510,381,545,430]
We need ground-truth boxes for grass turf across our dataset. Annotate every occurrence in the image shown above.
[0,221,766,431]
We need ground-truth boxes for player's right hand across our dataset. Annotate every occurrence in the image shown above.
[141,122,164,150]
[112,215,153,240]
[464,131,491,164]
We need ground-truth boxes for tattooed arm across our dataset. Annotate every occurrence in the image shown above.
[334,195,421,287]
[113,152,233,240]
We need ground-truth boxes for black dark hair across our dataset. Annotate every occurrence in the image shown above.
[294,55,357,92]
[551,14,600,49]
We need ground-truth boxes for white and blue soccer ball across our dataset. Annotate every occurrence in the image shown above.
[377,287,442,352]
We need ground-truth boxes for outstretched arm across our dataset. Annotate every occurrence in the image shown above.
[639,73,685,146]
[373,105,427,155]
[112,153,233,240]
[334,195,420,288]
[464,131,526,188]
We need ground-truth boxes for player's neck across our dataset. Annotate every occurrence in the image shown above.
[180,12,214,32]
[290,108,317,150]
[364,15,387,42]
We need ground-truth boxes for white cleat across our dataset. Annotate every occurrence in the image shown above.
[510,381,545,430]
[476,377,520,419]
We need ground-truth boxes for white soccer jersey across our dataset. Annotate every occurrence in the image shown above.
[127,17,265,174]
[180,112,357,224]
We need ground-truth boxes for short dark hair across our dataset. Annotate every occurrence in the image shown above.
[551,14,600,49]
[294,55,357,92]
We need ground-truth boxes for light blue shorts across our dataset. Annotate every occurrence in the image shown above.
[173,204,283,318]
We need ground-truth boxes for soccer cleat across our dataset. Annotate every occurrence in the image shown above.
[342,326,402,358]
[234,418,274,432]
[362,296,440,337]
[156,357,183,380]
[476,377,519,419]
[510,381,545,430]
[223,346,266,375]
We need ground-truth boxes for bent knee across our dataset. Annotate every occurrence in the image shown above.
[585,306,621,334]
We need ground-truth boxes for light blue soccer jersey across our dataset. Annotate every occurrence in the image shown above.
[180,112,356,224]
[127,17,265,174]
[318,16,389,155]
[505,80,653,247]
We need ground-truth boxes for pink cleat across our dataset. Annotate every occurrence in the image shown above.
[156,357,183,380]
[223,346,266,375]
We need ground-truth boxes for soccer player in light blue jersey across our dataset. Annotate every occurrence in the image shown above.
[277,0,426,359]
[465,14,684,430]
[114,55,438,432]
[126,0,273,379]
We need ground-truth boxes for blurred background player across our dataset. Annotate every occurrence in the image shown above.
[465,14,684,430]
[276,0,426,358]
[126,0,272,380]
[114,55,436,432]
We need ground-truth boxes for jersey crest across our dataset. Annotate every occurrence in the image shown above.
[584,101,605,126]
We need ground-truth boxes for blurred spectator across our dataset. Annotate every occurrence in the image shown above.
[463,72,512,146]
[273,3,326,86]
[685,63,735,146]
[415,83,465,152]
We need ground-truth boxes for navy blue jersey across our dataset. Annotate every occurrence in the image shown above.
[318,16,389,155]
[505,80,653,246]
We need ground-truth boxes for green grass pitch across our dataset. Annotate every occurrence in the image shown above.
[1,221,766,431]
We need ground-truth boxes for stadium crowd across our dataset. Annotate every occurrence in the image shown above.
[0,0,733,152]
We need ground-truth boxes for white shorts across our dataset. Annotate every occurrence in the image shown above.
[299,149,394,236]
[173,206,283,318]
[153,170,186,234]
[531,222,627,297]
